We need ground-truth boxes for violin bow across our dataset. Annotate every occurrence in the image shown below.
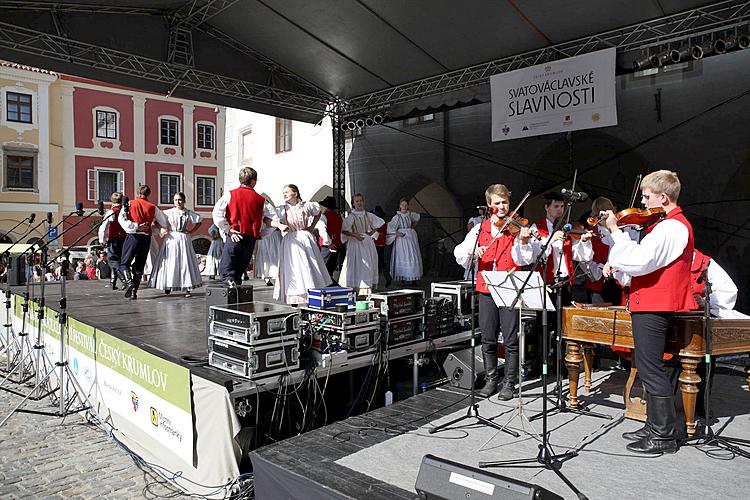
[497,190,532,233]
[628,174,643,208]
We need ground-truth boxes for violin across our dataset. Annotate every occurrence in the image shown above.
[587,207,665,229]
[562,222,590,240]
[494,213,540,240]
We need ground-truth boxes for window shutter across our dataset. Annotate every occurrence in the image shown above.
[118,170,125,195]
[87,169,96,201]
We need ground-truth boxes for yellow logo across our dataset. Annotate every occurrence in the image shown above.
[150,407,158,426]
[591,113,601,122]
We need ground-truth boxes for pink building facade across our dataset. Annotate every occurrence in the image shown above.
[61,75,225,252]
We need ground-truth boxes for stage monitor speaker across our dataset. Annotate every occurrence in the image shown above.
[205,285,253,335]
[7,255,27,286]
[415,454,563,500]
[443,346,487,389]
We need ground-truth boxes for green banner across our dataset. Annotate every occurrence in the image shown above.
[96,331,191,413]
[67,318,97,359]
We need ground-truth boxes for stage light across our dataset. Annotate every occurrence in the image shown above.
[669,46,691,63]
[739,34,750,49]
[633,55,652,70]
[346,121,356,130]
[691,41,713,59]
[365,117,374,127]
[355,118,365,129]
[373,114,383,124]
[649,51,671,67]
[713,37,731,54]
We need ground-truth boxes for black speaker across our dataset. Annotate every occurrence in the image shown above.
[6,255,27,286]
[205,285,253,335]
[443,346,501,389]
[415,454,563,500]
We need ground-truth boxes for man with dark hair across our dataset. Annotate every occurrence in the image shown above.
[212,167,277,287]
[117,185,167,300]
[98,191,126,290]
[317,196,344,280]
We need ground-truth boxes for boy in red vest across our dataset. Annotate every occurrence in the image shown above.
[117,185,167,300]
[98,191,127,290]
[604,170,696,454]
[212,167,277,287]
[453,184,533,400]
[317,196,344,281]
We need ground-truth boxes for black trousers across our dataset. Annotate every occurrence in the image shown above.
[120,234,151,276]
[478,293,519,357]
[320,246,339,278]
[219,235,256,284]
[107,237,125,275]
[631,312,674,397]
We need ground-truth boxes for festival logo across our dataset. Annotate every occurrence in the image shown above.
[591,113,600,122]
[522,125,529,131]
[131,391,139,412]
[150,407,159,426]
[73,357,79,375]
[502,125,510,136]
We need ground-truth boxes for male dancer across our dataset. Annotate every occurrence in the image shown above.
[453,184,533,400]
[212,167,276,287]
[605,170,696,454]
[118,185,167,300]
[98,191,126,290]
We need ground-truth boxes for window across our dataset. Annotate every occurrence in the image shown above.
[87,168,124,201]
[6,92,32,124]
[6,155,34,189]
[159,173,181,204]
[197,124,214,150]
[275,118,292,153]
[240,129,252,163]
[196,176,215,206]
[96,110,117,139]
[160,119,179,146]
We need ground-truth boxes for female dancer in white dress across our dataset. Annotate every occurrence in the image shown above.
[340,193,384,296]
[202,224,223,279]
[254,222,281,286]
[149,192,203,297]
[386,198,423,284]
[273,184,331,304]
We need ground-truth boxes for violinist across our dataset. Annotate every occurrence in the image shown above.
[603,170,695,455]
[580,197,626,305]
[529,192,593,305]
[453,184,534,400]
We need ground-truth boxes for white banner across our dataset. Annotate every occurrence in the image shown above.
[491,48,617,141]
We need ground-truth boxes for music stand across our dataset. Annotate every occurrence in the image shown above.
[481,270,553,440]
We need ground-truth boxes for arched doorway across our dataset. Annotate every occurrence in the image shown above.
[193,237,211,256]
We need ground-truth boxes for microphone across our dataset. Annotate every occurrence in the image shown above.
[46,212,53,224]
[561,189,588,202]
[75,201,84,216]
[562,223,588,235]
[28,213,36,224]
[98,200,105,215]
[476,205,499,214]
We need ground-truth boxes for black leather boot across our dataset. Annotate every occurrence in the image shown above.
[622,422,651,442]
[626,394,679,454]
[129,273,141,301]
[478,352,499,398]
[497,352,518,401]
[110,274,118,290]
[122,269,134,299]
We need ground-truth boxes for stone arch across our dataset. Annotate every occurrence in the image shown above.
[192,236,212,255]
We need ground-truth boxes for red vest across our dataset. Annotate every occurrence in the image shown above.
[128,197,156,234]
[107,204,127,239]
[534,218,575,285]
[690,249,710,299]
[325,210,343,247]
[475,219,519,294]
[374,223,387,247]
[585,226,610,292]
[628,207,697,312]
[226,185,266,238]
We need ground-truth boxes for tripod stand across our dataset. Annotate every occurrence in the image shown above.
[685,271,750,457]
[0,254,37,391]
[429,210,519,439]
[478,203,587,500]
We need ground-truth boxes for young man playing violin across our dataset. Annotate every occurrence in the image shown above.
[529,192,594,305]
[603,170,696,454]
[454,184,534,400]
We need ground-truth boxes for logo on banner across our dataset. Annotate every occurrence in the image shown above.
[150,407,159,426]
[522,125,529,131]
[591,113,600,122]
[502,125,510,136]
[131,391,139,412]
[73,358,79,375]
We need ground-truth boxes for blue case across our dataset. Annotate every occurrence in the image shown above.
[307,286,356,309]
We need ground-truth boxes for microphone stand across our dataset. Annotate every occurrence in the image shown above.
[479,188,587,500]
[685,271,750,457]
[429,208,519,438]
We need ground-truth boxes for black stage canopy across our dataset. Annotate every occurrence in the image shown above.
[1,1,748,123]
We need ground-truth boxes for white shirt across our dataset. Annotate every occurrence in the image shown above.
[315,213,331,246]
[117,204,168,235]
[98,209,117,244]
[211,191,277,238]
[700,257,747,318]
[453,223,533,269]
[528,218,593,279]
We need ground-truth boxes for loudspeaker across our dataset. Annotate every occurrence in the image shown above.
[443,346,504,389]
[415,454,563,500]
[205,285,253,335]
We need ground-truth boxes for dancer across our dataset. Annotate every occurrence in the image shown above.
[255,219,281,286]
[202,224,223,279]
[340,193,384,297]
[386,198,422,285]
[149,192,203,297]
[273,184,331,304]
[98,191,126,290]
[317,196,343,280]
[117,185,167,300]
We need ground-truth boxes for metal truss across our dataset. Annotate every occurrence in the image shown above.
[0,21,329,115]
[331,102,347,212]
[167,24,195,66]
[344,0,750,117]
[172,0,241,30]
[0,1,164,15]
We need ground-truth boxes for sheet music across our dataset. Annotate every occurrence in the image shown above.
[482,270,555,311]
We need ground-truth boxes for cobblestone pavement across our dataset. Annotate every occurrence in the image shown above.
[0,374,179,499]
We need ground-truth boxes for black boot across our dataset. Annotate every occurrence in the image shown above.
[110,274,119,290]
[384,271,393,288]
[122,269,134,299]
[622,422,651,442]
[478,353,499,398]
[626,395,678,454]
[497,352,519,401]
[129,273,141,301]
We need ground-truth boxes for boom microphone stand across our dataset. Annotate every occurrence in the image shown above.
[429,207,519,438]
[686,270,750,457]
